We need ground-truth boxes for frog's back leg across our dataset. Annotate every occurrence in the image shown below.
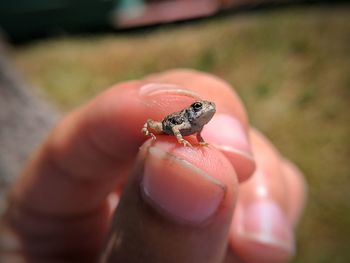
[141,119,163,140]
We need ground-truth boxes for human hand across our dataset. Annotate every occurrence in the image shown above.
[0,69,306,263]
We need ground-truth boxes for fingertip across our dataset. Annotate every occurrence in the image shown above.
[230,203,294,263]
[140,137,238,225]
[281,159,308,227]
[104,137,239,262]
[202,113,256,182]
[142,144,226,224]
[146,69,256,181]
[228,129,297,263]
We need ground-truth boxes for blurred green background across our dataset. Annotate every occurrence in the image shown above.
[8,4,350,263]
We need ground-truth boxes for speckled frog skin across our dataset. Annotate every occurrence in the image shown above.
[141,100,216,147]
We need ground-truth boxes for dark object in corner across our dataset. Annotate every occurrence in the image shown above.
[0,0,114,41]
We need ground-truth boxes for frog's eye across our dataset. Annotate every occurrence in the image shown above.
[192,102,203,111]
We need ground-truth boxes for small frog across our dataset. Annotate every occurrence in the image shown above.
[141,100,216,147]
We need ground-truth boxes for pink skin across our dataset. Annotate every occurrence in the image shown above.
[230,129,307,263]
[1,69,306,263]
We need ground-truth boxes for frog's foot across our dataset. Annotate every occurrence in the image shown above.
[196,132,209,147]
[141,127,157,140]
[148,132,157,140]
[179,138,193,147]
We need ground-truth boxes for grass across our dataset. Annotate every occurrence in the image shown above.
[10,4,350,263]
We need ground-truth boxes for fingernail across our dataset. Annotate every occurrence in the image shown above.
[141,146,225,224]
[139,83,201,99]
[237,200,295,255]
[201,114,255,181]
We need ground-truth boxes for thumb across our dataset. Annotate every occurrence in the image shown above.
[102,137,238,263]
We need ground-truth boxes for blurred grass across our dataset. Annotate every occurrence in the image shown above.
[10,4,350,263]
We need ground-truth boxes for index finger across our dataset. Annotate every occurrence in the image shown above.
[147,69,255,181]
[10,70,254,217]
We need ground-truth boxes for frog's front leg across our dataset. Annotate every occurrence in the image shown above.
[172,125,192,147]
[196,130,209,146]
[141,119,163,140]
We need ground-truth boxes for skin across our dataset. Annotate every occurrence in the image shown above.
[142,100,216,147]
[0,69,307,263]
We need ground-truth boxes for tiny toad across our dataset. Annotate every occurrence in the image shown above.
[141,100,216,147]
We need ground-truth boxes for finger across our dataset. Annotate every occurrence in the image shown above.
[147,69,256,182]
[102,137,238,263]
[9,70,253,215]
[8,80,204,216]
[229,129,301,263]
[5,69,253,260]
[5,80,211,259]
[5,72,247,259]
[280,159,307,227]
